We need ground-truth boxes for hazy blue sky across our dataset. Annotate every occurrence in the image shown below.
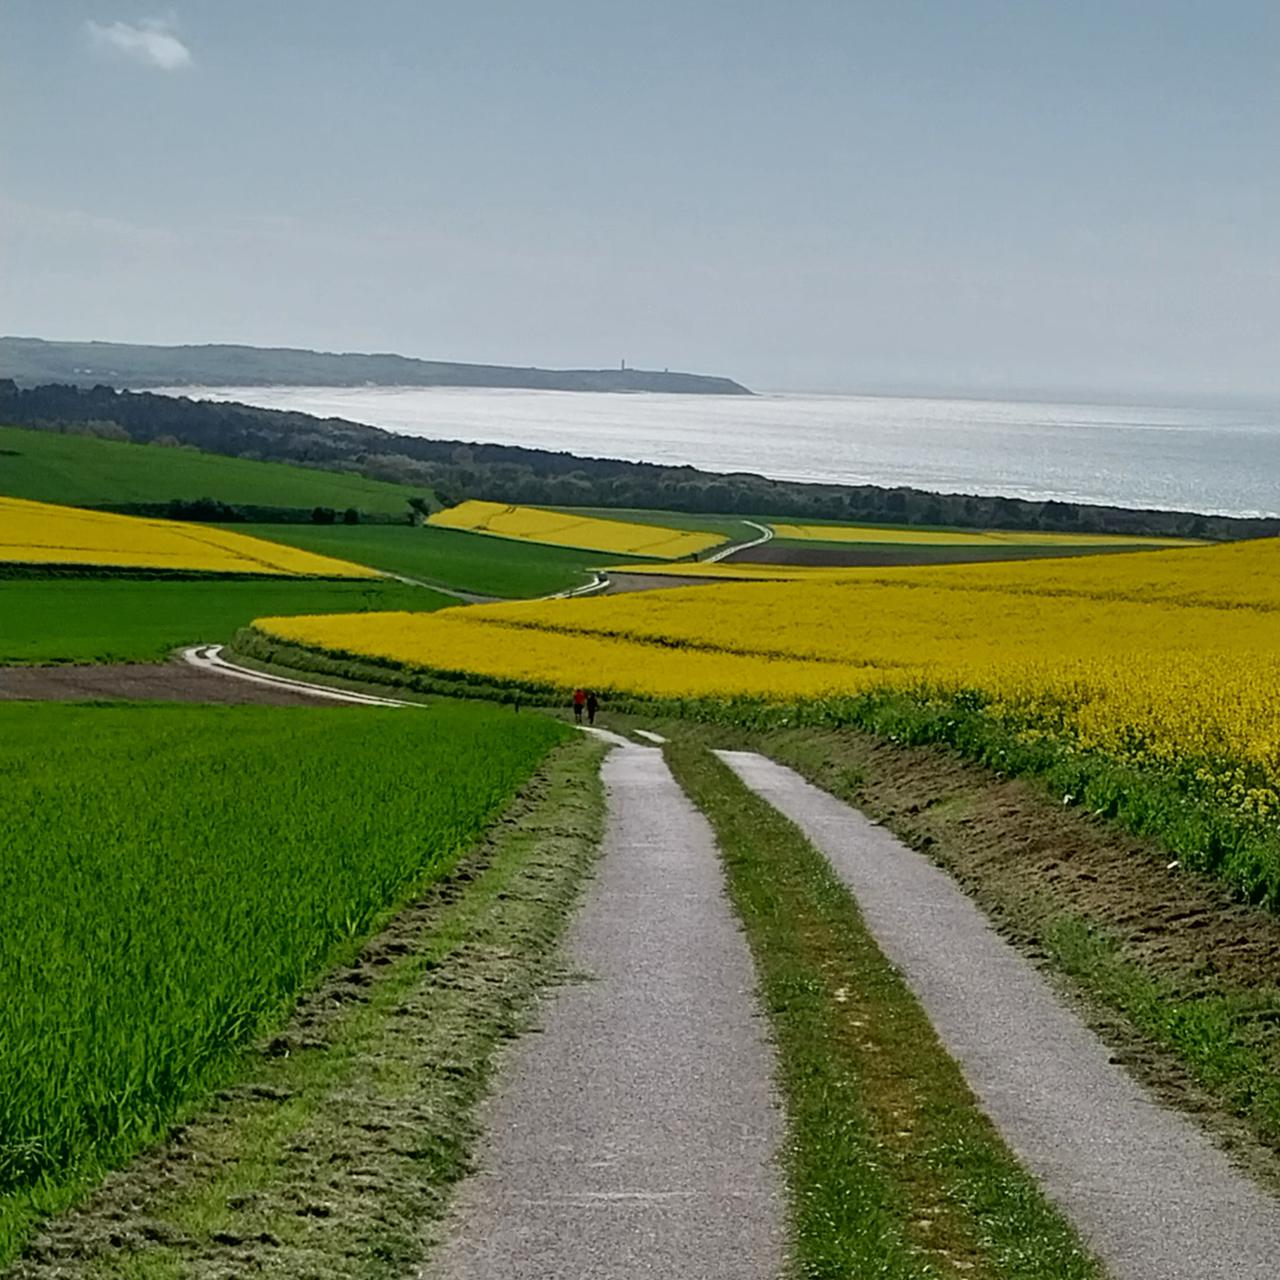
[3,2,1277,397]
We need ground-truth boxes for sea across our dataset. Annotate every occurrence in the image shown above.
[159,386,1280,519]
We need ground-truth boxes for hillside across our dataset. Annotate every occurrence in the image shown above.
[0,336,752,396]
[0,425,427,518]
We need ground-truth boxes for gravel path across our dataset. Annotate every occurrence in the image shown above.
[718,750,1280,1280]
[428,741,785,1280]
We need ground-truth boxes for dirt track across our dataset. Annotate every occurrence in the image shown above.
[722,749,1280,1280]
[430,736,784,1278]
[0,661,336,707]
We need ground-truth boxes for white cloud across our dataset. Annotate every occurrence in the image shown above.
[86,16,192,71]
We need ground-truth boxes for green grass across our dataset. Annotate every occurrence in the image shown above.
[0,425,427,515]
[0,700,568,1264]
[0,577,449,664]
[19,735,608,1279]
[1045,916,1280,1148]
[665,741,1101,1280]
[226,523,603,597]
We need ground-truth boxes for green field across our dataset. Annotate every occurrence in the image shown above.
[0,700,566,1259]
[232,523,604,597]
[0,577,448,664]
[0,425,427,515]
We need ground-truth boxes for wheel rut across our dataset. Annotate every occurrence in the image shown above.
[427,740,785,1279]
[718,749,1280,1280]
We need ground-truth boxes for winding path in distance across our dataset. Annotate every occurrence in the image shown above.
[719,749,1280,1280]
[180,644,424,707]
[705,518,773,563]
[426,734,785,1280]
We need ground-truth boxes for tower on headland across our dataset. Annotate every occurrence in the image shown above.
[620,358,626,371]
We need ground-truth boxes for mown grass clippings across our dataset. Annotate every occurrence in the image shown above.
[0,701,568,1266]
[5,735,607,1280]
[1045,918,1280,1147]
[665,741,1101,1280]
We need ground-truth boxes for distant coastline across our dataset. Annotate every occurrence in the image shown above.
[0,336,751,397]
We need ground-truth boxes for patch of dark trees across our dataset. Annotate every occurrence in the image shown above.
[3,380,1276,541]
[94,499,403,525]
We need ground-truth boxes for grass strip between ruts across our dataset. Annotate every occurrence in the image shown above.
[664,741,1102,1280]
[6,735,607,1280]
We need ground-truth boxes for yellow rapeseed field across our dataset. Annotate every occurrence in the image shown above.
[0,496,379,577]
[771,522,1197,548]
[257,537,1280,820]
[428,500,723,559]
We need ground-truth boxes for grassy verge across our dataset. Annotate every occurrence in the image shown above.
[665,740,1101,1280]
[668,690,1280,911]
[7,735,607,1279]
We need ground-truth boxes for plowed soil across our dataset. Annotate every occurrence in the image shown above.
[0,662,334,706]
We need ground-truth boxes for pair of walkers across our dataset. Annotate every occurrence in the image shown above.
[572,687,599,725]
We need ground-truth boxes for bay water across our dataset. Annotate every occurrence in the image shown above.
[162,386,1280,518]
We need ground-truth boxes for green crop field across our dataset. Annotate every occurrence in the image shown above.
[0,425,427,516]
[0,700,567,1259]
[233,523,604,598]
[0,577,447,664]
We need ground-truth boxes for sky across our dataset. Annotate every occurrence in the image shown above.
[2,1,1278,399]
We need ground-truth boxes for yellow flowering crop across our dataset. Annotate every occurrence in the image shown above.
[256,536,1280,819]
[428,500,723,559]
[0,496,379,577]
[771,522,1197,548]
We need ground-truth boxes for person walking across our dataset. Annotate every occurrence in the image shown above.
[572,687,586,723]
[586,690,599,725]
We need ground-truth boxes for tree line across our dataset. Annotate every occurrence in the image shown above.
[3,380,1276,541]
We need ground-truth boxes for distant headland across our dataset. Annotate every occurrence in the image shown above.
[0,336,752,396]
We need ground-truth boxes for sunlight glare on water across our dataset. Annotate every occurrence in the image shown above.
[161,387,1280,518]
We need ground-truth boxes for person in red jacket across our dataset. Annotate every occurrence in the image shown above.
[572,687,587,723]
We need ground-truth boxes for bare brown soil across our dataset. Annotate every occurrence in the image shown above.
[0,662,334,706]
[775,729,1280,991]
[603,571,721,593]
